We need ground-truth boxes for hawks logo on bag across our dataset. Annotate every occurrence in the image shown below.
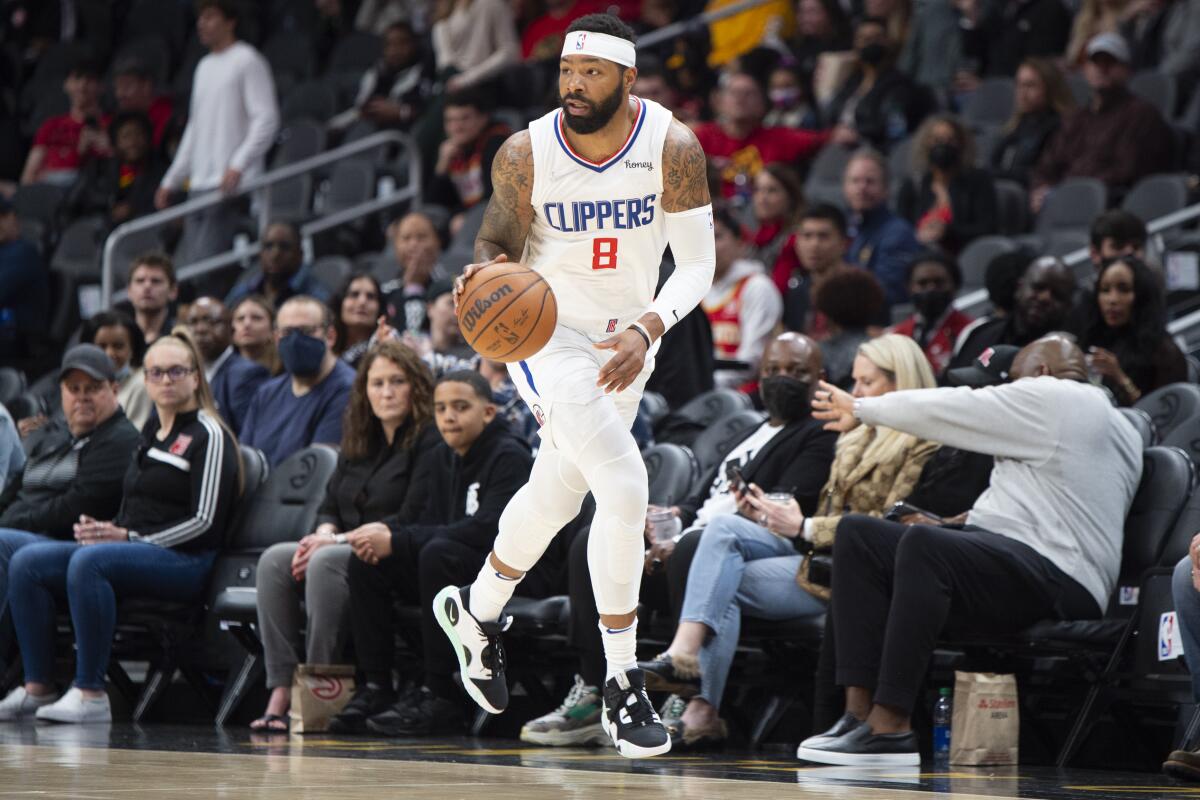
[312,676,346,701]
[169,434,192,457]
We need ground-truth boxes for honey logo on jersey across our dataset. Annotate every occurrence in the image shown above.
[623,159,653,172]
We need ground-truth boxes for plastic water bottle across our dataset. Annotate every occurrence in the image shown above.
[933,687,953,762]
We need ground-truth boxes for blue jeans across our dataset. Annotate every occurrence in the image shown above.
[0,529,53,652]
[9,542,216,690]
[1173,556,1200,700]
[679,513,826,710]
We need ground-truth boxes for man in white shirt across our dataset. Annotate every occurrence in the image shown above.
[156,0,279,275]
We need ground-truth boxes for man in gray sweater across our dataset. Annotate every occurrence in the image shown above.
[798,335,1143,766]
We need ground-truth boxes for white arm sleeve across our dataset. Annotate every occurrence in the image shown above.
[647,204,715,335]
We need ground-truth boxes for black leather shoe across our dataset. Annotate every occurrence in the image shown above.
[797,712,865,752]
[366,687,466,737]
[327,686,396,735]
[1164,749,1200,781]
[637,652,700,697]
[797,722,919,766]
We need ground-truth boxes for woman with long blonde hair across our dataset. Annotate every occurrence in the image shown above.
[0,329,241,724]
[638,334,939,747]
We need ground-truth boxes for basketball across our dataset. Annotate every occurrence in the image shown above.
[456,262,557,362]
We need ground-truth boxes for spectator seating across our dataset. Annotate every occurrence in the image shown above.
[282,81,338,124]
[1160,413,1200,467]
[1130,71,1177,120]
[1136,383,1200,440]
[13,184,67,240]
[0,368,26,410]
[673,388,753,430]
[803,145,852,210]
[263,33,317,87]
[109,445,334,723]
[1036,178,1108,238]
[120,0,189,55]
[310,255,353,295]
[888,136,917,186]
[112,35,172,87]
[51,218,103,279]
[1122,173,1189,224]
[959,235,1019,291]
[273,120,328,168]
[687,408,766,477]
[963,78,1014,132]
[643,443,699,507]
[266,174,314,224]
[1119,407,1158,449]
[640,391,670,429]
[993,179,1030,236]
[324,160,376,214]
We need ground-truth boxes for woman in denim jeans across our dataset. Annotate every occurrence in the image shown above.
[0,329,240,723]
[640,334,938,747]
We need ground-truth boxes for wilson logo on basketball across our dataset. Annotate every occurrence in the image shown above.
[312,676,345,701]
[460,285,514,333]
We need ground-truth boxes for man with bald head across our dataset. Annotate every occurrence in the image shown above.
[797,335,1143,766]
[186,296,270,434]
[949,256,1077,373]
[520,332,839,748]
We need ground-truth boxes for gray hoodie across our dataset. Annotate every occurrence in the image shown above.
[857,376,1143,609]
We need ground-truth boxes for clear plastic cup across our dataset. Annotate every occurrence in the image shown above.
[646,505,679,543]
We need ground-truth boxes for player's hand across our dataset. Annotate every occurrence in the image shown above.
[594,329,647,394]
[812,380,861,432]
[453,254,508,314]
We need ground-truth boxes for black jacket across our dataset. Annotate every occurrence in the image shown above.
[676,414,838,528]
[963,0,1072,77]
[0,410,140,537]
[897,168,998,253]
[902,446,994,517]
[827,68,932,150]
[317,422,441,532]
[66,156,166,228]
[117,409,240,552]
[389,417,532,557]
[990,110,1061,186]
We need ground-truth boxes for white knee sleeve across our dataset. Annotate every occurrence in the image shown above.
[492,443,589,573]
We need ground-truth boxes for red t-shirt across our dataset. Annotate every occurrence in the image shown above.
[695,123,830,198]
[146,96,174,146]
[33,113,112,175]
[522,0,606,60]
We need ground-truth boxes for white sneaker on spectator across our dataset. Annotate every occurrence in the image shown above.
[35,687,111,724]
[0,687,57,720]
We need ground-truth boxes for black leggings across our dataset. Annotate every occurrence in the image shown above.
[831,515,1099,714]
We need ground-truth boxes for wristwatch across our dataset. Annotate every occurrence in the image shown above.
[333,533,348,544]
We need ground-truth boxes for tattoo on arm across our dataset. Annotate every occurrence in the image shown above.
[475,131,535,262]
[661,120,711,213]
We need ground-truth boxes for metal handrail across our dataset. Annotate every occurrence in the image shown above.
[637,0,775,48]
[953,200,1200,317]
[101,130,420,306]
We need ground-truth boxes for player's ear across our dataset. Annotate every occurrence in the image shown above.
[625,66,637,91]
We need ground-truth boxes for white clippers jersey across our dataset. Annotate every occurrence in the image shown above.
[524,96,675,336]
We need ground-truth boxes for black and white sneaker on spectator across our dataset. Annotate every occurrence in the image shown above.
[797,722,919,766]
[797,712,864,753]
[0,687,57,720]
[601,668,671,759]
[432,585,511,714]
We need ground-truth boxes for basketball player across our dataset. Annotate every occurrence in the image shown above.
[432,15,714,758]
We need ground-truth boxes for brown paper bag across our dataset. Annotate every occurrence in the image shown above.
[950,671,1019,765]
[289,664,356,733]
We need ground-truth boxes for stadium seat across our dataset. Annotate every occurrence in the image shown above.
[263,33,317,85]
[0,368,26,410]
[12,184,66,235]
[687,409,766,478]
[6,392,44,423]
[50,218,103,278]
[1046,230,1090,258]
[281,81,337,124]
[112,35,172,87]
[673,388,753,430]
[448,203,487,254]
[640,391,670,428]
[962,78,1014,131]
[115,445,334,724]
[310,255,353,295]
[326,32,383,77]
[1118,407,1158,449]
[324,160,375,213]
[643,443,699,507]
[1130,71,1177,119]
[803,146,852,209]
[266,174,314,224]
[1161,414,1200,467]
[888,135,917,184]
[120,0,188,54]
[1122,173,1189,223]
[959,235,1018,291]
[273,119,328,167]
[1035,177,1107,238]
[1135,383,1200,440]
[993,179,1029,235]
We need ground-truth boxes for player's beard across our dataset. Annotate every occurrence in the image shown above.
[560,82,626,135]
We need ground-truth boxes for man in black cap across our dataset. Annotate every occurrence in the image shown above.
[0,197,49,365]
[0,345,140,673]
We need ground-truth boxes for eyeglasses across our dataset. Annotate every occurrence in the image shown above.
[262,240,294,251]
[145,366,195,383]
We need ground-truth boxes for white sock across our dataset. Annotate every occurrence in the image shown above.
[468,557,523,623]
[600,617,638,682]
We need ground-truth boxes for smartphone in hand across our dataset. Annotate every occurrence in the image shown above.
[726,463,746,493]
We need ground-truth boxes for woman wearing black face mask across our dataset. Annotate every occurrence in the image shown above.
[897,113,997,255]
[889,251,974,375]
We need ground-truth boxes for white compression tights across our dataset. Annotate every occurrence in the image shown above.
[491,395,648,616]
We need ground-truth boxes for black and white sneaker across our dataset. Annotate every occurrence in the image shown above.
[432,585,511,714]
[797,722,919,766]
[601,668,672,759]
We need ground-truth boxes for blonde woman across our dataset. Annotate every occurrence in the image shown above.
[0,330,240,724]
[639,334,938,748]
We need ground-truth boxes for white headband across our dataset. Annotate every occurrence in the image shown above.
[561,31,636,68]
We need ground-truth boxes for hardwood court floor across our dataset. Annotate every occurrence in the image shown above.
[0,724,1196,799]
